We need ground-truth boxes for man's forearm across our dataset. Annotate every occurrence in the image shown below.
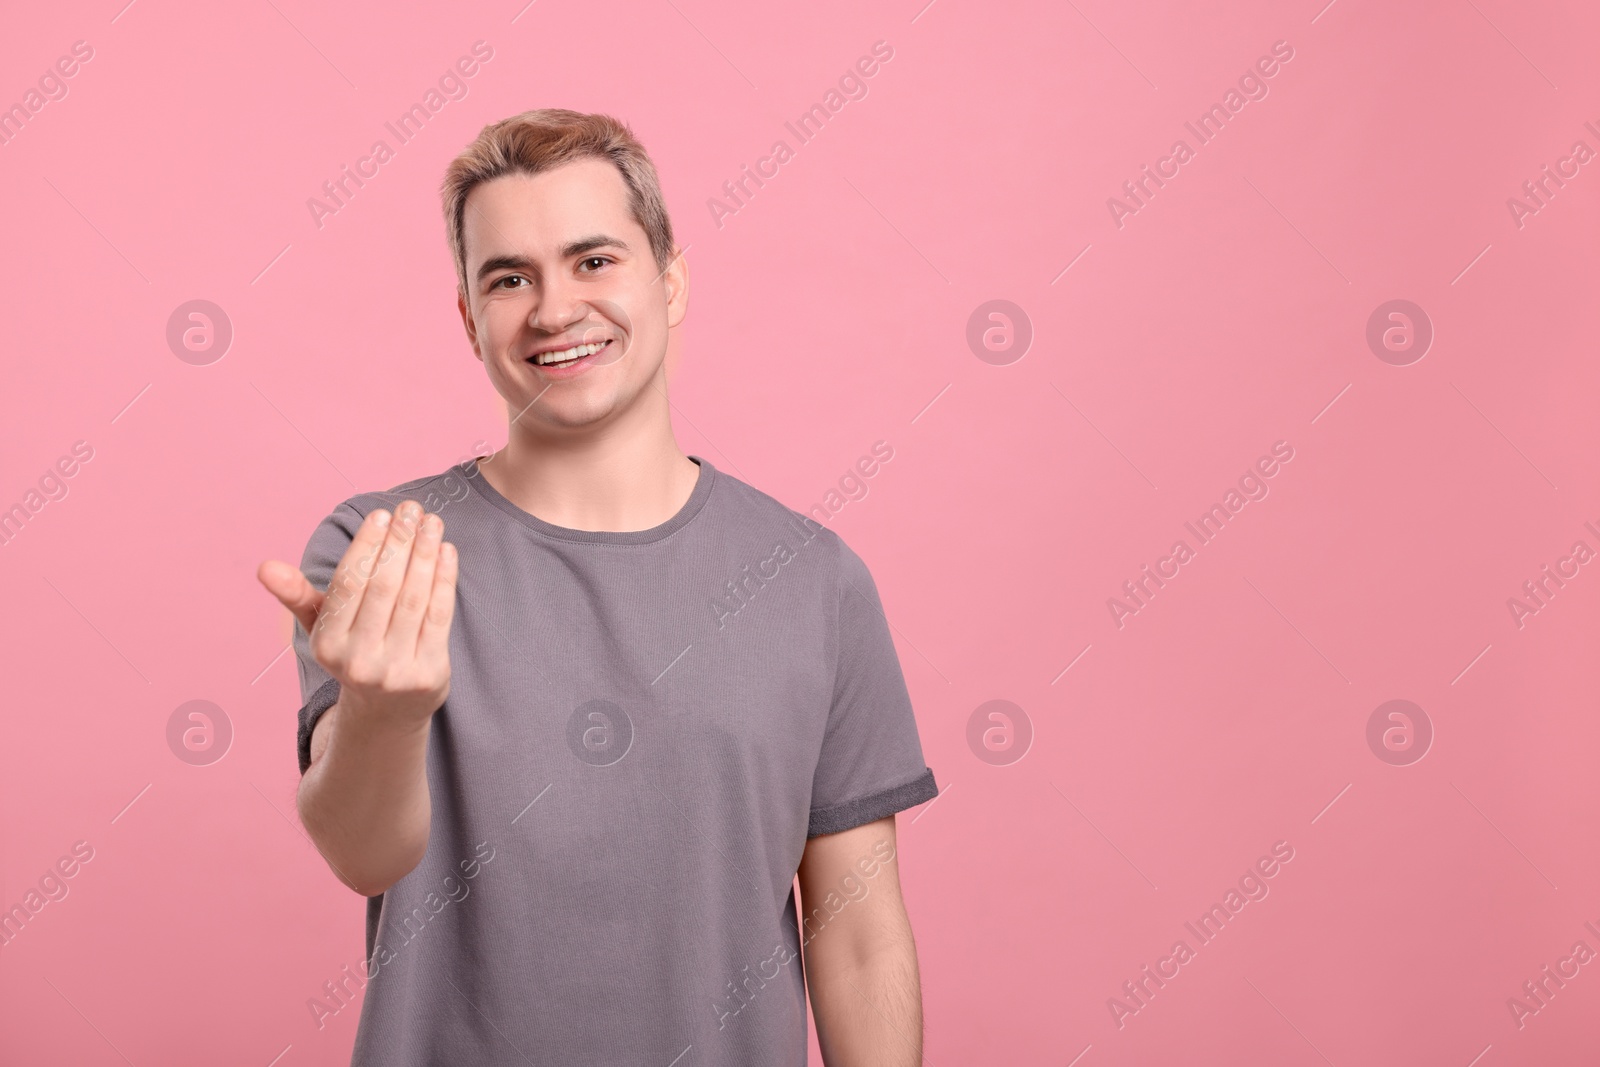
[296,698,433,897]
[809,933,925,1067]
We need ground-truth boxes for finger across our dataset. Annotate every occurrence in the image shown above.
[416,540,459,662]
[388,511,443,650]
[257,560,324,635]
[349,500,423,644]
[316,508,393,640]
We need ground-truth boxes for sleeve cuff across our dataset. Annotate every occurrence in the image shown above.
[807,767,939,837]
[297,677,342,775]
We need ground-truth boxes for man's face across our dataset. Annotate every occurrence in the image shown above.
[457,157,686,434]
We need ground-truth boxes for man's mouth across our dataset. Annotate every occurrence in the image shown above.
[528,339,613,367]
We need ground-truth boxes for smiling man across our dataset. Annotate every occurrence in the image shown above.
[257,109,939,1066]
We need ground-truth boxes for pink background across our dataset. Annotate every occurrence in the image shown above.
[2,0,1598,1063]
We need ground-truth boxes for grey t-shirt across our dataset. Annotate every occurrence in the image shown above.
[291,454,938,1065]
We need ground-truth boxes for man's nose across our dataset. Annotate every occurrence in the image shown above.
[529,274,586,334]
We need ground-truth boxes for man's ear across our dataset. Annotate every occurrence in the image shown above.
[458,290,484,363]
[664,249,689,330]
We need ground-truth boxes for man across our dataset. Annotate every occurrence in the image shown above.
[257,108,939,1066]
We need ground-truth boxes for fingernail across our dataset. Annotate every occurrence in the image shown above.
[374,510,391,527]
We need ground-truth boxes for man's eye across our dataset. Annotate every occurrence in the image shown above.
[578,257,609,272]
[495,275,527,289]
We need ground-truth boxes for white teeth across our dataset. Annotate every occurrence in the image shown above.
[534,340,606,365]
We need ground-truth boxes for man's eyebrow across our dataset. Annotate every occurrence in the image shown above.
[560,234,630,258]
[473,236,632,284]
[475,254,535,283]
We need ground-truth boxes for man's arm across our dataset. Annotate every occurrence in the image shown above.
[259,499,457,897]
[298,695,432,896]
[797,814,924,1067]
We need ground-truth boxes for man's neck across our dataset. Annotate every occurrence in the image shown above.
[474,427,700,534]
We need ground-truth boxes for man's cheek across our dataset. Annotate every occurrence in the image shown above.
[580,297,634,364]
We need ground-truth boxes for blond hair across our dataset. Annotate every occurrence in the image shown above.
[441,108,675,295]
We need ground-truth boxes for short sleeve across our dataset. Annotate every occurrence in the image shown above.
[292,501,368,775]
[807,538,939,836]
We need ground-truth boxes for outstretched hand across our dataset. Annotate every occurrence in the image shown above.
[257,501,458,728]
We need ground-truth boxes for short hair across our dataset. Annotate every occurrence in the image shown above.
[441,108,676,297]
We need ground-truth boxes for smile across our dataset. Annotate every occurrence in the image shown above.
[529,339,612,366]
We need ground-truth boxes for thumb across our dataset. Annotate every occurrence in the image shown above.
[257,559,324,635]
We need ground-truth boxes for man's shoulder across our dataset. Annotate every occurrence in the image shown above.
[325,463,479,520]
[705,465,846,555]
[300,462,477,549]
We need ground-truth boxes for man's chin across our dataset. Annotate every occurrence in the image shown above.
[503,385,640,434]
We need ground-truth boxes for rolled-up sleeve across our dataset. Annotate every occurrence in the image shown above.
[293,501,366,774]
[806,538,938,836]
